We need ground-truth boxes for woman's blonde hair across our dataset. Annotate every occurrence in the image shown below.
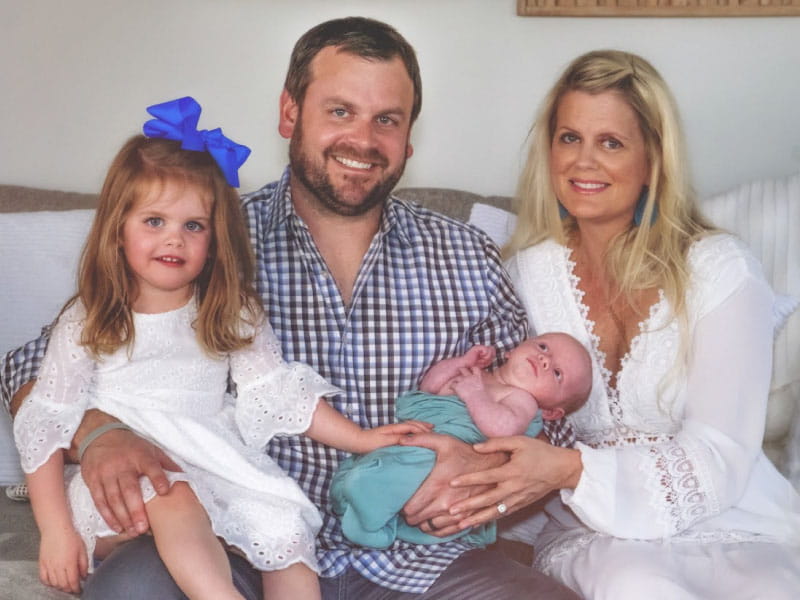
[73,135,261,357]
[505,50,714,322]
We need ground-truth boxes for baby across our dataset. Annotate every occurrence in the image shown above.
[419,332,592,437]
[331,332,592,549]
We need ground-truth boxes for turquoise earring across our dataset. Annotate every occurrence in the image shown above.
[633,186,657,226]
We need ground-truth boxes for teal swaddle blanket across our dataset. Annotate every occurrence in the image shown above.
[331,390,543,549]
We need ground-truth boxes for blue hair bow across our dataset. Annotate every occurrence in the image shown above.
[143,96,251,187]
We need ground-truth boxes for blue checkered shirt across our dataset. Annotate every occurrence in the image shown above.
[2,166,574,593]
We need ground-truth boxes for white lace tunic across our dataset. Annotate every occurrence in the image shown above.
[506,234,800,599]
[14,300,340,573]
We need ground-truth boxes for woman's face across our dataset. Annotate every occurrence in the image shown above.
[549,90,650,233]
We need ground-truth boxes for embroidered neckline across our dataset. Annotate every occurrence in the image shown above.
[562,245,666,423]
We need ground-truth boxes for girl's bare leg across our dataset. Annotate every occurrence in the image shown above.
[146,481,244,600]
[261,563,320,600]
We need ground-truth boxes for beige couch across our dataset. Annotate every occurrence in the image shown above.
[1,178,798,598]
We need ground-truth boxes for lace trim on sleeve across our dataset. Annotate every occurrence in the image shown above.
[13,306,93,473]
[641,437,720,535]
[231,318,341,448]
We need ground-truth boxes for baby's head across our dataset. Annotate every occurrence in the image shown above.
[502,332,592,421]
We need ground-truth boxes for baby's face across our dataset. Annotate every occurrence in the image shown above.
[501,333,590,410]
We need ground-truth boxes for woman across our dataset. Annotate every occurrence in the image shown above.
[448,50,800,598]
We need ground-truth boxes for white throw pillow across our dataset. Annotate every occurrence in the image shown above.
[0,209,94,484]
[468,202,517,248]
[774,293,800,336]
[0,209,94,354]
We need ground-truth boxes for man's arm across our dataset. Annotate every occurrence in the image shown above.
[13,379,178,536]
[8,380,34,417]
[74,410,178,537]
[2,331,50,415]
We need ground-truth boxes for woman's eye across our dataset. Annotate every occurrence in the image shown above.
[185,221,204,232]
[145,217,163,227]
[559,132,579,144]
[603,138,622,150]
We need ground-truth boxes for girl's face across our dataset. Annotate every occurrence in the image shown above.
[549,90,650,234]
[121,178,212,313]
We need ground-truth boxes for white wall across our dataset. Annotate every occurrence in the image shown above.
[2,0,798,199]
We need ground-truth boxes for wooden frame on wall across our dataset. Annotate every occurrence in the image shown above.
[517,0,800,17]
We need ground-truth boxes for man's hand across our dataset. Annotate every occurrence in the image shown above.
[399,432,507,537]
[74,410,180,536]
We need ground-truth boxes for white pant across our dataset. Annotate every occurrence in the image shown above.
[502,497,800,600]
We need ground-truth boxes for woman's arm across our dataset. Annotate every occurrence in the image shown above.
[562,273,774,538]
[452,261,775,538]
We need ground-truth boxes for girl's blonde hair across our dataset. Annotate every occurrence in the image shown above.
[505,50,715,322]
[74,135,261,357]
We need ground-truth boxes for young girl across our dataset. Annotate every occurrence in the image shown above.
[13,97,429,600]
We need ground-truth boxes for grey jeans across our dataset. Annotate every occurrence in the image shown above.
[81,536,580,599]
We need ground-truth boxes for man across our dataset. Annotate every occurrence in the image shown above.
[3,17,578,599]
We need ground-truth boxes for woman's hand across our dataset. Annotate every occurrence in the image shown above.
[400,432,507,537]
[448,436,583,531]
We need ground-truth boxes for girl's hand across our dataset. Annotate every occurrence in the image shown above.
[38,526,88,594]
[447,436,582,531]
[360,420,433,451]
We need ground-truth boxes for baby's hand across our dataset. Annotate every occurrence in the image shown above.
[463,345,496,369]
[450,366,486,398]
[39,526,88,594]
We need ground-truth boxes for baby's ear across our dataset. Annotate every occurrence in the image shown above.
[540,406,565,421]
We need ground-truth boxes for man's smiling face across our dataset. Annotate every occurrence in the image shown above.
[281,46,415,217]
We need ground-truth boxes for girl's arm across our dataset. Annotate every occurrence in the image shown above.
[27,451,89,594]
[305,399,431,454]
[231,317,340,448]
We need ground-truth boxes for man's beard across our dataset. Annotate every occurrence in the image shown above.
[289,118,406,217]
